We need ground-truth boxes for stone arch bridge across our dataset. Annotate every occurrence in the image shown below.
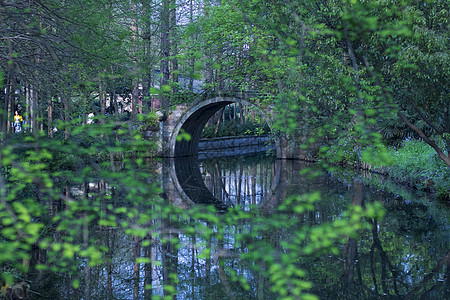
[157,96,297,159]
[154,95,303,210]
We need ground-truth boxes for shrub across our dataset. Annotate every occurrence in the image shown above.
[321,136,449,198]
[386,138,449,196]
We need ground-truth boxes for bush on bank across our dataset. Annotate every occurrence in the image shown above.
[322,137,449,199]
[385,138,449,199]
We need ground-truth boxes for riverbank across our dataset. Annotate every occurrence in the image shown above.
[321,137,450,201]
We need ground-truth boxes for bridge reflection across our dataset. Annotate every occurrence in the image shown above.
[163,153,284,212]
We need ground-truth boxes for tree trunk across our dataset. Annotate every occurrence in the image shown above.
[398,111,450,168]
[133,236,141,300]
[143,233,153,300]
[7,76,14,134]
[27,85,38,133]
[25,84,31,132]
[214,108,224,135]
[1,74,11,134]
[170,0,178,93]
[445,100,450,155]
[47,96,53,137]
[342,180,364,286]
[132,80,139,120]
[62,95,70,140]
[188,0,195,93]
[160,0,170,111]
[36,90,43,132]
[100,79,106,122]
[131,2,139,120]
[239,103,244,125]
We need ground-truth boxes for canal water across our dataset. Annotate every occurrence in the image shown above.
[31,152,449,299]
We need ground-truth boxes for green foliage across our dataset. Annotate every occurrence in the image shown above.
[321,135,448,197]
[322,136,361,164]
[0,118,387,299]
[176,128,191,142]
[188,0,449,168]
[3,0,447,298]
[383,138,450,196]
[0,119,157,279]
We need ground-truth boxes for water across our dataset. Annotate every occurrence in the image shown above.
[29,153,449,299]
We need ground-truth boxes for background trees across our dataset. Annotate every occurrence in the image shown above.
[1,0,124,132]
[1,0,448,298]
[2,0,448,161]
[179,0,449,167]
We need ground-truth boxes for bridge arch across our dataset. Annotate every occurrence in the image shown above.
[163,156,284,212]
[166,97,281,158]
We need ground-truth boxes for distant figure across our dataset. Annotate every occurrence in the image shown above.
[87,112,94,124]
[13,111,23,133]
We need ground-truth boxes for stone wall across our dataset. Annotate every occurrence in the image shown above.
[198,135,274,150]
[197,135,276,158]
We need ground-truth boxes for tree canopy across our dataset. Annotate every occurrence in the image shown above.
[0,0,448,299]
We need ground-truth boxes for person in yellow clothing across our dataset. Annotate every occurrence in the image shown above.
[13,111,23,133]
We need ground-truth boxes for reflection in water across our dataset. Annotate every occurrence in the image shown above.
[174,153,280,211]
[174,156,228,211]
[27,154,449,299]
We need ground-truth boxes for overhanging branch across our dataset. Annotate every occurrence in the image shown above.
[398,111,450,168]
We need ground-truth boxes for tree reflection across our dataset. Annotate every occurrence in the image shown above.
[21,157,449,299]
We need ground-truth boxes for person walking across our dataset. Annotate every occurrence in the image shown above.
[13,111,23,133]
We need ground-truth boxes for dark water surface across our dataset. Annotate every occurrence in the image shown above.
[32,153,449,299]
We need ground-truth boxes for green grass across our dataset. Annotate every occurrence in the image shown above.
[322,136,449,199]
[383,138,449,198]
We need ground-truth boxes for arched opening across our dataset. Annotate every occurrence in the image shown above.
[162,97,283,211]
[175,100,234,156]
[169,97,279,157]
